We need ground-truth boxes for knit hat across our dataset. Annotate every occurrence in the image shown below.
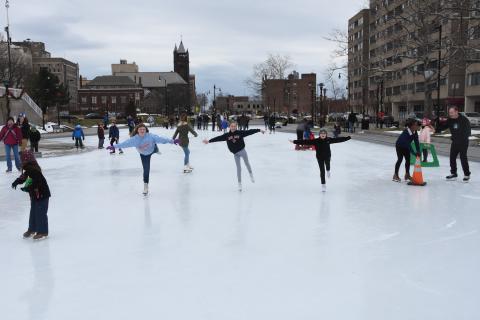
[21,150,37,165]
[319,128,328,135]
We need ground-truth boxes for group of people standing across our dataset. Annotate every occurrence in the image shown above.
[0,114,41,172]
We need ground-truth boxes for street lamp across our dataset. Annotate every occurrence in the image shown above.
[318,83,324,126]
[4,0,13,117]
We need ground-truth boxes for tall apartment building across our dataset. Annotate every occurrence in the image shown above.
[348,1,480,120]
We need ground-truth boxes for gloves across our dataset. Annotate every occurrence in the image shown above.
[106,146,115,151]
[173,139,180,145]
[11,179,21,189]
[72,137,74,140]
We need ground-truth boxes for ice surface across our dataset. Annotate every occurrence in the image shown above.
[1,127,479,320]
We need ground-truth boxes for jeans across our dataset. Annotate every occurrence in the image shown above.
[182,146,190,165]
[317,157,331,185]
[75,138,84,148]
[349,122,355,133]
[29,198,49,234]
[140,153,153,183]
[395,146,411,176]
[450,143,470,176]
[98,138,105,149]
[234,149,252,183]
[4,144,21,171]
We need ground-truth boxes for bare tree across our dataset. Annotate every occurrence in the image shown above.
[390,0,480,116]
[0,40,33,88]
[245,53,294,95]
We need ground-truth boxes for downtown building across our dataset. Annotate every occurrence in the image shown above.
[262,71,317,115]
[347,0,480,121]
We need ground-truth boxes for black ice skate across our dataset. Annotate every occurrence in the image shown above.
[446,174,458,181]
[463,175,470,182]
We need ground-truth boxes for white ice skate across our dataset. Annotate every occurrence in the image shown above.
[143,183,149,196]
[322,184,327,192]
[238,182,243,192]
[327,171,331,179]
[184,165,192,173]
[249,172,255,183]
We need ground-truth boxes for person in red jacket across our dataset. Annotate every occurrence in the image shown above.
[0,117,22,172]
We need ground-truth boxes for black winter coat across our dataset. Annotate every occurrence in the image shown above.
[209,129,260,154]
[13,164,51,200]
[293,136,351,159]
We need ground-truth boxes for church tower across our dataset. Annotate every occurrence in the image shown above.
[174,41,190,84]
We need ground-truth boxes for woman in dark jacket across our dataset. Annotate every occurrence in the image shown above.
[11,151,51,240]
[29,127,41,152]
[393,118,420,182]
[18,113,31,153]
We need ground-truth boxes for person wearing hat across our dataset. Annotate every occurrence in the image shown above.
[17,113,31,153]
[29,126,41,153]
[290,128,351,192]
[72,124,85,149]
[0,117,22,172]
[11,150,51,240]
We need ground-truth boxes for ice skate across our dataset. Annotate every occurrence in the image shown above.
[23,231,35,239]
[446,174,458,181]
[5,169,12,173]
[184,165,192,173]
[463,175,470,182]
[404,174,412,182]
[392,174,401,182]
[187,164,194,170]
[327,171,331,179]
[249,172,255,183]
[143,183,149,195]
[33,234,48,241]
[119,149,124,154]
[238,182,243,192]
[321,184,327,192]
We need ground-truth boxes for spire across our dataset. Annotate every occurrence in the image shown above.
[178,41,186,53]
[174,44,178,52]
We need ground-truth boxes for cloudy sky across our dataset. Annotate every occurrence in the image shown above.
[4,0,366,96]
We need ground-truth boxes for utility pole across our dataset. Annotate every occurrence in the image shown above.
[436,24,442,133]
[4,0,13,117]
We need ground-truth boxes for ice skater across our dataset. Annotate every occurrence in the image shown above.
[290,128,351,192]
[419,120,434,162]
[108,121,123,154]
[173,113,198,173]
[203,122,264,191]
[72,124,85,149]
[0,117,22,172]
[107,123,179,195]
[29,126,41,153]
[393,118,420,183]
[11,151,51,240]
[97,123,105,149]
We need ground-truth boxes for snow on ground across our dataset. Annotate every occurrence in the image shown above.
[1,127,479,320]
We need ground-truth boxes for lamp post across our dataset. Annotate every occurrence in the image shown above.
[436,24,442,133]
[318,83,324,126]
[4,0,13,117]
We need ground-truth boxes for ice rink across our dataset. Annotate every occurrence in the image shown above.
[1,127,479,320]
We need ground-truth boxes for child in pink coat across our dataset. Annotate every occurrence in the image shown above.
[419,120,434,162]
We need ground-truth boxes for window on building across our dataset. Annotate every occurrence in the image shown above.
[92,96,97,104]
[111,96,117,104]
[416,82,425,92]
[468,73,480,86]
[81,97,87,104]
[101,96,107,104]
[414,105,424,112]
[121,96,127,103]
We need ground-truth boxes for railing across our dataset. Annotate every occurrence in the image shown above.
[0,87,43,118]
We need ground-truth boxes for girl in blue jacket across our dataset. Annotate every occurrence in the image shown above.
[107,123,179,195]
[72,125,85,149]
[393,118,420,182]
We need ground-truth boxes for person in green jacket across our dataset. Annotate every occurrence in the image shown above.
[173,113,198,173]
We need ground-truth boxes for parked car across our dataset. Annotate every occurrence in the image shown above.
[60,115,79,121]
[461,112,480,127]
[85,113,104,119]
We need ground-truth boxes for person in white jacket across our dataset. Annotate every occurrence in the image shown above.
[419,120,434,162]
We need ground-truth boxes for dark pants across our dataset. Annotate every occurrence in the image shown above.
[395,146,411,176]
[296,130,304,140]
[75,138,84,148]
[450,143,470,176]
[212,122,216,131]
[30,142,39,152]
[422,148,429,162]
[140,153,153,183]
[98,138,105,149]
[317,157,331,185]
[29,198,49,234]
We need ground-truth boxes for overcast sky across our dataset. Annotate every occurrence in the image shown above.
[4,0,366,96]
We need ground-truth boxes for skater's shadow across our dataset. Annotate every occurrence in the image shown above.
[27,241,54,320]
[144,198,152,229]
[228,194,252,250]
[176,177,192,227]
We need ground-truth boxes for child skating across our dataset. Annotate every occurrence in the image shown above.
[72,124,85,149]
[107,123,179,195]
[419,120,434,162]
[203,122,264,191]
[173,113,198,173]
[108,121,123,154]
[98,123,105,149]
[11,151,51,240]
[290,128,351,192]
[393,118,421,182]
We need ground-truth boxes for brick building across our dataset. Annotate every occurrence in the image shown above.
[262,71,317,115]
[347,1,480,120]
[77,76,143,114]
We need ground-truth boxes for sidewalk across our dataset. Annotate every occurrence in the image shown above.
[0,139,95,161]
[276,125,480,162]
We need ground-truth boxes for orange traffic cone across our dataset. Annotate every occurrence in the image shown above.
[408,156,427,186]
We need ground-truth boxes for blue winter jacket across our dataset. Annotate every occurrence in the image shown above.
[396,128,420,153]
[72,125,85,139]
[114,133,174,155]
[109,125,119,139]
